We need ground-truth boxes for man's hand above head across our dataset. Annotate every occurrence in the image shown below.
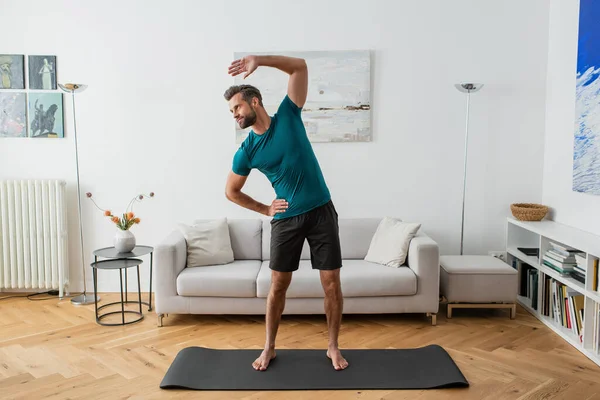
[228,56,259,79]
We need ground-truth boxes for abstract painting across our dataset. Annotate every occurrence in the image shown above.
[28,92,64,138]
[233,50,371,144]
[574,0,600,195]
[28,55,57,90]
[0,55,25,89]
[0,93,27,137]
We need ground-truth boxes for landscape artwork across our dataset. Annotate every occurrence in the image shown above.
[28,92,64,138]
[0,54,25,89]
[573,0,600,195]
[0,93,27,137]
[233,50,371,144]
[28,55,57,90]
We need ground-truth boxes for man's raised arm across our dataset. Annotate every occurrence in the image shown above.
[228,55,308,108]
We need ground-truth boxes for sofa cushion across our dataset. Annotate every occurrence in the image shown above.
[261,218,383,260]
[179,218,234,267]
[364,217,421,267]
[338,219,382,259]
[256,260,417,298]
[176,260,261,297]
[194,218,262,260]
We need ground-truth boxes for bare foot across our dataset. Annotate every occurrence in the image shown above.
[326,347,349,370]
[253,348,276,371]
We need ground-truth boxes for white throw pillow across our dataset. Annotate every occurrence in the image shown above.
[178,218,234,267]
[364,217,421,267]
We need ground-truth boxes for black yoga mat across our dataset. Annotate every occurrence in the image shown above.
[159,344,469,390]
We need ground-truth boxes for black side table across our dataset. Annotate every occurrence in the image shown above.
[93,245,154,311]
[91,258,144,326]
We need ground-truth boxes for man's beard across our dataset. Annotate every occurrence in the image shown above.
[239,108,257,129]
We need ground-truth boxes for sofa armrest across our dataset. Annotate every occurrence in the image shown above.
[155,229,187,299]
[407,232,440,302]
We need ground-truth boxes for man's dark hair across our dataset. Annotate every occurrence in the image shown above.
[224,84,263,107]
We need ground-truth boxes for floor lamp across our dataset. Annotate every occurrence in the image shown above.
[454,83,483,255]
[58,83,97,305]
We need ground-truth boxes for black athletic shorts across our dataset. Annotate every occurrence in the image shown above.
[269,200,342,272]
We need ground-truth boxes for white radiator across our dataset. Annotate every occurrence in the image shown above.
[0,180,69,297]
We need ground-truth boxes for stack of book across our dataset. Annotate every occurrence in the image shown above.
[542,242,585,282]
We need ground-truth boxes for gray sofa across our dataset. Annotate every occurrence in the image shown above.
[154,218,440,327]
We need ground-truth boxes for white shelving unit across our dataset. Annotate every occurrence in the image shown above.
[506,217,600,368]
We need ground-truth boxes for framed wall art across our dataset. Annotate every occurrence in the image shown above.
[233,50,371,144]
[0,54,25,89]
[28,92,64,138]
[28,55,57,90]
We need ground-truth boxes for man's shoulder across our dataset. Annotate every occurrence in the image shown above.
[277,95,302,117]
[240,131,255,147]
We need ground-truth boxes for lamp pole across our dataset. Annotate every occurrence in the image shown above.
[454,83,483,255]
[58,83,96,305]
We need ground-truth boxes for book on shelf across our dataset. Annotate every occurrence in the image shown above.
[570,270,586,284]
[539,274,584,342]
[549,242,583,257]
[517,261,538,310]
[575,253,586,267]
[543,255,575,274]
[518,247,539,258]
[592,302,600,355]
[546,251,577,266]
[593,258,599,292]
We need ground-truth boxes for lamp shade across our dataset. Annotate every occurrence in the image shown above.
[455,83,483,93]
[59,83,88,93]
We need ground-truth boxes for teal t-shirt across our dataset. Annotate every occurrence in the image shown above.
[232,95,331,219]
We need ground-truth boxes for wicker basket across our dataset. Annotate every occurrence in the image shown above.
[510,203,548,221]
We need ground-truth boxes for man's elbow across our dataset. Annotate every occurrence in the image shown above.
[225,188,238,202]
[298,59,307,71]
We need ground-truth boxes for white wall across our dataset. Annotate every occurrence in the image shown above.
[0,0,550,292]
[543,0,600,236]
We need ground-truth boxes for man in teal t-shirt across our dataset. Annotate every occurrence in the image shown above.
[224,55,347,372]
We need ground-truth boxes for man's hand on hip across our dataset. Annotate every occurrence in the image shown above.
[267,199,288,216]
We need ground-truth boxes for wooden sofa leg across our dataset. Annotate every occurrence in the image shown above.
[427,313,437,326]
[510,304,516,319]
[157,313,165,327]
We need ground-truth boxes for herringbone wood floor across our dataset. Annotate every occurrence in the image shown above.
[1,293,600,399]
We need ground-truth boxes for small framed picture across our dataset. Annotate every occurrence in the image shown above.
[0,92,27,137]
[28,92,64,138]
[0,55,25,89]
[28,55,57,90]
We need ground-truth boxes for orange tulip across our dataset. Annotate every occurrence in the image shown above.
[127,212,134,220]
[134,218,141,224]
[112,216,120,223]
[104,210,111,217]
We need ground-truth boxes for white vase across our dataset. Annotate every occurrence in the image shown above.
[114,229,136,253]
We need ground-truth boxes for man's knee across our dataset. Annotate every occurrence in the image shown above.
[320,270,342,296]
[270,283,288,298]
[324,283,342,298]
[270,271,292,296]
